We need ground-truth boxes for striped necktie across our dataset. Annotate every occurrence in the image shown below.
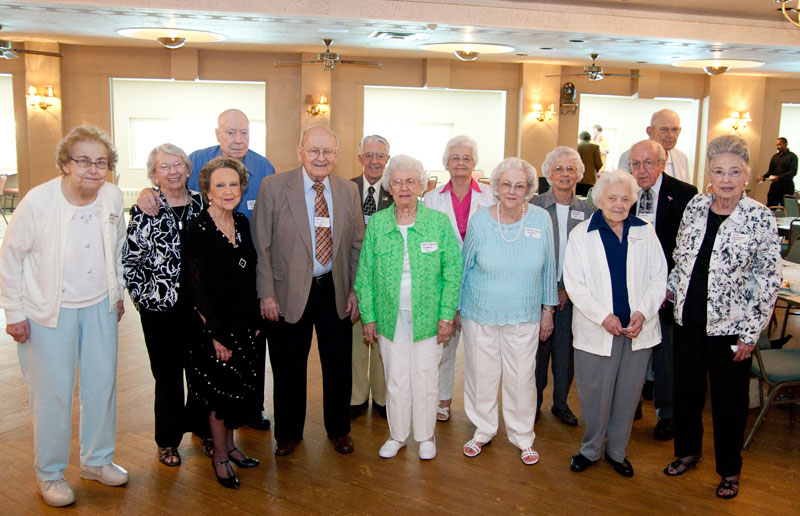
[312,183,332,266]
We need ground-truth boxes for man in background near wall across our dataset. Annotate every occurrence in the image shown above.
[577,131,603,196]
[350,135,393,420]
[592,124,610,171]
[761,137,798,207]
[618,109,691,185]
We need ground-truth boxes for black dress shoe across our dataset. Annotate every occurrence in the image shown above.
[331,435,354,454]
[570,453,595,472]
[274,440,297,456]
[642,380,655,401]
[604,452,634,477]
[372,402,387,419]
[634,400,643,421]
[247,414,271,431]
[228,447,260,468]
[212,459,240,489]
[551,406,578,426]
[654,418,675,440]
[350,401,368,419]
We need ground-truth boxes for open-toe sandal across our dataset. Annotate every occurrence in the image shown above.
[663,455,702,476]
[436,407,450,422]
[158,446,181,467]
[463,439,490,457]
[520,448,539,465]
[716,477,739,499]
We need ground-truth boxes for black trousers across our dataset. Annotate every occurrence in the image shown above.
[766,180,794,208]
[673,321,752,477]
[267,273,352,442]
[139,302,189,448]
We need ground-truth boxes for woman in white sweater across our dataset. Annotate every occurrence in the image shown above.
[0,126,128,507]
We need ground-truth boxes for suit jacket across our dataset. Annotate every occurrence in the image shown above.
[352,175,392,213]
[252,167,365,324]
[577,141,603,185]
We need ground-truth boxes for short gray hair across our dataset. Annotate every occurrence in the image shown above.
[382,154,427,192]
[650,108,680,127]
[442,134,478,169]
[593,169,639,211]
[146,143,192,184]
[489,157,538,201]
[359,134,390,154]
[707,134,750,170]
[299,126,339,149]
[542,146,585,184]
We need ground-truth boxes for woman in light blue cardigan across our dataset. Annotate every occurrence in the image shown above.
[460,157,557,466]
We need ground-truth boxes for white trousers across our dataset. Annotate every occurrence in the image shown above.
[437,329,460,401]
[378,310,442,443]
[462,318,539,449]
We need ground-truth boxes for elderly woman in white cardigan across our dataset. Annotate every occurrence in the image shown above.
[563,169,667,478]
[422,135,493,422]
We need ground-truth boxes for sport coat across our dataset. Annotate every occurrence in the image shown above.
[352,175,392,212]
[252,167,365,324]
[577,141,603,185]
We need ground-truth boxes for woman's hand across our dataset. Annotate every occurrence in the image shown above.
[116,300,125,322]
[363,322,377,344]
[437,320,453,344]
[602,314,624,336]
[733,340,754,362]
[453,311,461,331]
[6,320,30,343]
[623,311,645,339]
[557,289,569,311]
[213,339,232,362]
[540,310,554,341]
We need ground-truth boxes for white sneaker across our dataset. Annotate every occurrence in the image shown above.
[379,439,406,458]
[80,463,129,486]
[37,479,75,507]
[419,438,436,460]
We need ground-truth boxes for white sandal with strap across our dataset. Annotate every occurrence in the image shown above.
[521,448,540,465]
[436,406,450,422]
[463,439,490,457]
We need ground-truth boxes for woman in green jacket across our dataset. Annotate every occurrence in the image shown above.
[355,154,462,461]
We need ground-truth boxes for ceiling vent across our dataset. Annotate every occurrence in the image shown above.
[368,31,426,41]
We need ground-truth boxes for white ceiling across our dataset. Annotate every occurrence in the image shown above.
[2,0,800,75]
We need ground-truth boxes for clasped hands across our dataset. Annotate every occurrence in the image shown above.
[602,311,645,338]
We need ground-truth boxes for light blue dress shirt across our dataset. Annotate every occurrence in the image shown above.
[302,168,334,277]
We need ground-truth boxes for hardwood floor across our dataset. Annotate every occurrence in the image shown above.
[0,296,797,515]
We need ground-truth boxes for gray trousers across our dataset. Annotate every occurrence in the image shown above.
[652,310,674,420]
[575,336,652,462]
[535,302,574,412]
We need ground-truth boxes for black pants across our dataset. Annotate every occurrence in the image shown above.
[139,303,189,448]
[673,321,752,477]
[766,180,794,208]
[267,273,352,442]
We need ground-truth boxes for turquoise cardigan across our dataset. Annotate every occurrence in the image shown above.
[355,201,462,342]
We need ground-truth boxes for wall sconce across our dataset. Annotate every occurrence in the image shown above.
[532,102,556,122]
[306,94,329,116]
[730,110,751,131]
[27,85,56,110]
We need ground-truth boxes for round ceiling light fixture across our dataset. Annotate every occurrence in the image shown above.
[671,58,764,75]
[421,42,515,62]
[117,28,225,48]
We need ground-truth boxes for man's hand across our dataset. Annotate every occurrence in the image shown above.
[557,289,569,311]
[363,322,377,344]
[347,291,360,322]
[6,320,30,343]
[136,188,161,216]
[260,297,281,321]
[453,311,461,331]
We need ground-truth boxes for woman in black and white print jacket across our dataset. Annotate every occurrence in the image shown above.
[663,134,781,500]
[123,143,205,468]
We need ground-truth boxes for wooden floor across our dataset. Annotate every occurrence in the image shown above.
[0,294,798,515]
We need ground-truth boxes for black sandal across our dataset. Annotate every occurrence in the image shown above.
[716,477,739,499]
[158,446,181,467]
[202,438,214,458]
[663,455,702,476]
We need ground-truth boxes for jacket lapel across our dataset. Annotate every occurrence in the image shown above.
[331,175,345,257]
[287,168,313,256]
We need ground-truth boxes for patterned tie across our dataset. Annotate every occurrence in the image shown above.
[313,183,332,266]
[640,189,653,215]
[363,186,377,217]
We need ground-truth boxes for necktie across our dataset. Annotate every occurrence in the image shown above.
[312,183,332,266]
[640,189,653,215]
[363,186,377,217]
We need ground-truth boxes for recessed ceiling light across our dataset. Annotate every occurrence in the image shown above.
[636,61,647,64]
[569,39,585,43]
[117,27,225,46]
[539,47,553,50]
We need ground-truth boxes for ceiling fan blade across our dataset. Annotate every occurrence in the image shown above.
[338,60,382,67]
[782,88,800,92]
[13,48,63,58]
[273,59,323,66]
[1,50,19,60]
[545,73,589,78]
[603,72,642,78]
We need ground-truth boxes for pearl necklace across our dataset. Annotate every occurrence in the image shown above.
[496,202,526,243]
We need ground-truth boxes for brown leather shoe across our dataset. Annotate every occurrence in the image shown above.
[274,440,297,456]
[330,435,354,454]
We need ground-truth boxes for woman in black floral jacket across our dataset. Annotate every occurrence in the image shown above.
[123,143,205,467]
[663,134,781,500]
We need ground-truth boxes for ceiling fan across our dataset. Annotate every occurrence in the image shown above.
[0,40,63,60]
[274,39,382,70]
[546,53,640,81]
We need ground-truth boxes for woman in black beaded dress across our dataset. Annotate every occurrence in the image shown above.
[183,157,262,489]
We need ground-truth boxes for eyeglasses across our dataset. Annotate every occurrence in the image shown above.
[157,161,185,172]
[449,155,474,164]
[499,181,528,192]
[303,147,337,159]
[361,152,388,161]
[69,157,109,170]
[390,178,418,188]
[629,159,663,170]
[709,168,744,179]
[552,165,577,174]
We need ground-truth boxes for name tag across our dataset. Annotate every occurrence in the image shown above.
[247,199,256,210]
[109,213,119,224]
[315,217,331,228]
[628,236,642,245]
[364,215,371,226]
[731,234,747,244]
[421,242,438,253]
[570,211,585,221]
[525,228,541,238]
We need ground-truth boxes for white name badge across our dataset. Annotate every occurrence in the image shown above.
[109,213,119,224]
[315,216,331,228]
[421,242,438,253]
[570,211,585,221]
[247,199,256,210]
[525,228,541,238]
[364,215,371,226]
[628,236,642,245]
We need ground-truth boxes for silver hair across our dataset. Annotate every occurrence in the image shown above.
[592,169,639,211]
[650,108,680,127]
[382,154,428,192]
[299,126,339,149]
[359,134,390,154]
[441,134,478,169]
[541,146,585,184]
[146,143,192,184]
[489,157,538,201]
[707,134,750,169]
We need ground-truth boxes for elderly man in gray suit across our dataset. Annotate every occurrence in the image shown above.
[252,126,365,457]
[350,135,393,420]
